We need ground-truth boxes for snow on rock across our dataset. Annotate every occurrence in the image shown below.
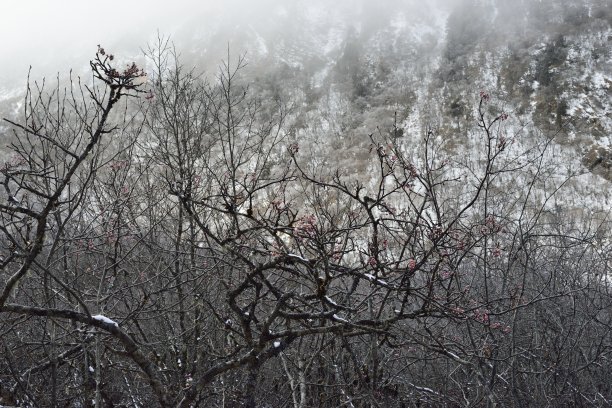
[92,314,119,328]
[273,341,281,348]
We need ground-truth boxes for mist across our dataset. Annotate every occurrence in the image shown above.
[0,0,458,87]
[0,0,611,406]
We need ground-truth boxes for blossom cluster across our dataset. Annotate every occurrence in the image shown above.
[294,214,317,238]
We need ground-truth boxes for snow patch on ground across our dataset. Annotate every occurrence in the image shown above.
[249,26,269,56]
[322,27,346,56]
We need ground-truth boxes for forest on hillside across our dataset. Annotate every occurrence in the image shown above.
[0,0,611,406]
[0,39,610,407]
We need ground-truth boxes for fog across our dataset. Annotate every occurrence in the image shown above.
[3,0,593,94]
[1,0,207,86]
[0,1,299,80]
[1,0,459,88]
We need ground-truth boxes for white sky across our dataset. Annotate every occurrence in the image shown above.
[0,0,446,87]
[0,0,210,55]
[0,0,215,85]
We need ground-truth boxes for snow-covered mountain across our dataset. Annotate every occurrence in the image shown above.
[1,0,610,189]
[148,0,611,181]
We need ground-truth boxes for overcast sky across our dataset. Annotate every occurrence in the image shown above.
[0,0,224,86]
[0,0,306,86]
[0,0,450,88]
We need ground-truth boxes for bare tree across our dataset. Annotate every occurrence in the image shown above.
[0,47,172,407]
[0,44,610,408]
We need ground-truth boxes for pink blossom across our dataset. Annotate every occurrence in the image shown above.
[473,309,490,324]
[492,245,502,257]
[295,214,317,238]
[451,307,465,317]
[109,160,127,171]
